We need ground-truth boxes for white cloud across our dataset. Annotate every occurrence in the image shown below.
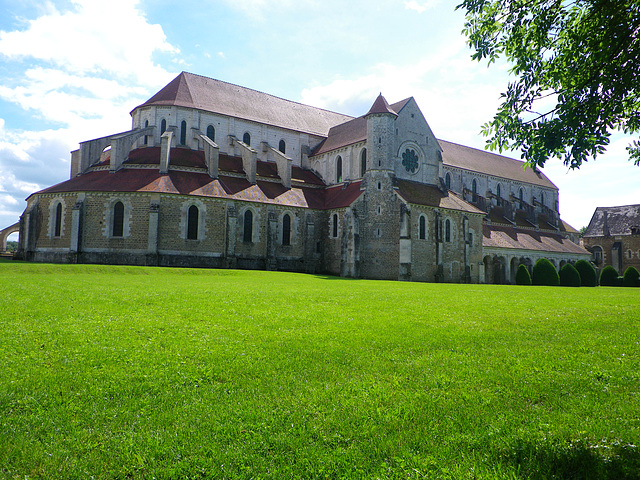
[0,0,180,228]
[404,0,441,14]
[0,0,178,85]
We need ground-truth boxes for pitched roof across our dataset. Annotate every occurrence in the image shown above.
[439,140,557,189]
[311,98,410,156]
[395,179,485,214]
[584,204,640,237]
[36,147,354,210]
[366,94,398,116]
[134,72,353,137]
[483,224,590,255]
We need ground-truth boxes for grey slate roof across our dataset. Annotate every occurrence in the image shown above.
[584,204,640,237]
[134,72,354,137]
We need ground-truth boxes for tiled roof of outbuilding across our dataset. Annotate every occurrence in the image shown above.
[584,204,640,237]
[134,72,353,137]
[483,224,590,255]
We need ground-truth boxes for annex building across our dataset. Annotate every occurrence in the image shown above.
[583,204,640,274]
[13,72,590,283]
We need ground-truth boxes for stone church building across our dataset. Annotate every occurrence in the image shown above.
[13,72,590,282]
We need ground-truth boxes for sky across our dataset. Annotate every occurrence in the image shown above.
[0,0,638,241]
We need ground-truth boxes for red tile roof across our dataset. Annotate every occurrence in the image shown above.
[483,224,590,255]
[324,182,364,209]
[311,98,411,156]
[367,94,398,116]
[395,179,485,214]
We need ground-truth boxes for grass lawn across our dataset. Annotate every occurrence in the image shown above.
[1,262,639,479]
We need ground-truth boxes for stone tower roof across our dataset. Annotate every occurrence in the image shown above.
[366,93,398,116]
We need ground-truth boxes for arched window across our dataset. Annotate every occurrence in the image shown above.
[180,121,187,145]
[540,192,545,206]
[592,246,603,264]
[336,156,343,183]
[472,179,477,195]
[187,205,199,240]
[279,139,286,154]
[282,214,291,246]
[243,210,253,243]
[496,184,501,198]
[360,149,367,177]
[445,219,451,242]
[445,172,451,190]
[112,201,124,237]
[419,215,426,240]
[206,125,215,142]
[468,232,474,247]
[54,202,62,237]
[243,132,251,146]
[144,120,149,145]
[160,119,167,135]
[332,213,338,238]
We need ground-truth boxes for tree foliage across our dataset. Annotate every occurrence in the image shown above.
[457,0,640,169]
[599,265,619,286]
[622,266,640,287]
[532,258,560,286]
[574,259,597,287]
[559,263,581,287]
[515,264,532,285]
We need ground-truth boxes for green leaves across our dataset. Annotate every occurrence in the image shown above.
[457,0,640,169]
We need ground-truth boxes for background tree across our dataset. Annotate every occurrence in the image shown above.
[457,0,640,169]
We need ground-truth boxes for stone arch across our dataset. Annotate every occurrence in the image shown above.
[0,222,20,252]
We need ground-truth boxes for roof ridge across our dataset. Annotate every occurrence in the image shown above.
[180,71,354,120]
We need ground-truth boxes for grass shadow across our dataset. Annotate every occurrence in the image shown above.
[495,440,640,479]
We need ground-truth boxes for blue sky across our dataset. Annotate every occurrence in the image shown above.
[0,0,638,239]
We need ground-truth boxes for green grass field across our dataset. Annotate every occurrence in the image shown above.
[1,262,639,479]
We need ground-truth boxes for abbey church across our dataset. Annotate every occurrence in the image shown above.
[14,72,590,282]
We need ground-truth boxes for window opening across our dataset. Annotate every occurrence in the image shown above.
[180,121,187,145]
[160,119,167,135]
[445,219,451,242]
[419,216,426,240]
[332,214,338,238]
[336,156,343,183]
[360,149,367,176]
[282,214,291,246]
[54,202,62,237]
[112,201,124,237]
[279,139,286,154]
[445,173,451,190]
[207,125,215,142]
[243,210,253,243]
[187,205,199,240]
[243,132,251,146]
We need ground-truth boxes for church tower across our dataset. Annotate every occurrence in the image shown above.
[359,94,405,280]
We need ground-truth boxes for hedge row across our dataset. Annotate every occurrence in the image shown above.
[516,260,640,287]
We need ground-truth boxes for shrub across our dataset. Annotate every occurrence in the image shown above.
[622,266,640,287]
[515,264,532,285]
[574,260,597,287]
[559,263,581,287]
[599,265,619,287]
[532,258,560,286]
